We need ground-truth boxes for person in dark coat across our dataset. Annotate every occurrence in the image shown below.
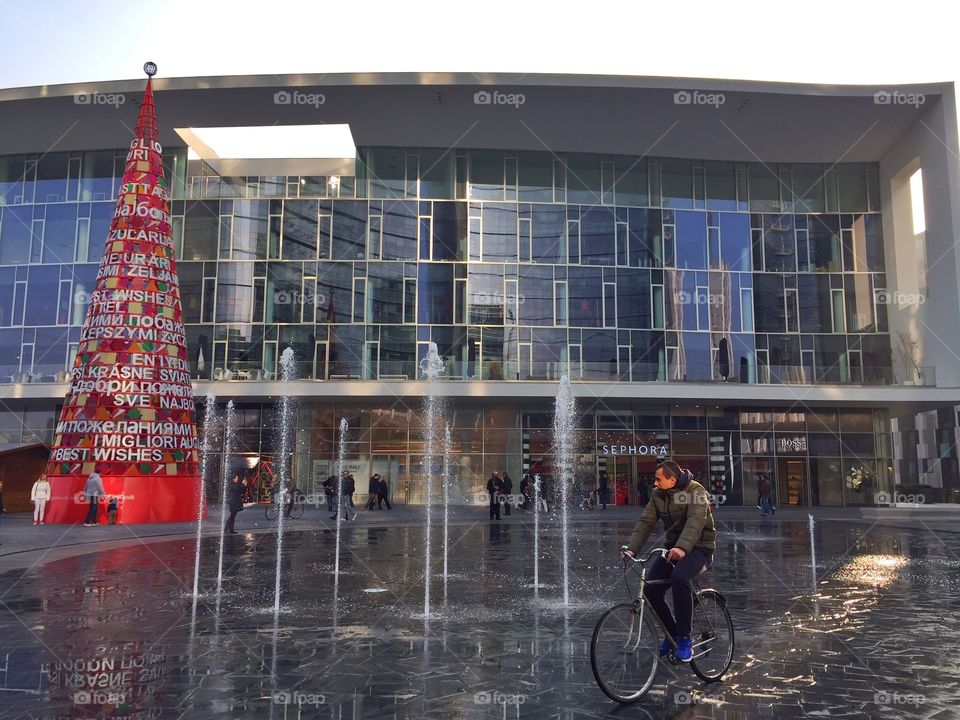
[758,475,775,517]
[537,475,549,512]
[501,472,514,516]
[598,472,610,510]
[637,477,651,507]
[331,471,357,521]
[322,475,336,512]
[519,474,530,512]
[487,472,502,520]
[378,476,392,510]
[366,474,381,510]
[346,473,356,507]
[225,475,246,534]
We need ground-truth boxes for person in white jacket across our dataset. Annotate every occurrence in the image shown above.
[31,474,51,525]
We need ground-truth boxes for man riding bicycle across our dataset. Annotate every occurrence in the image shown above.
[622,459,717,662]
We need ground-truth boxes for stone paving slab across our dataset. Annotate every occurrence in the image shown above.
[0,516,959,718]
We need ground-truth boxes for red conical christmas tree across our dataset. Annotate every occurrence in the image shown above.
[44,68,200,524]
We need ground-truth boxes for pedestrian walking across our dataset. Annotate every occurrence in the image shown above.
[487,472,502,520]
[501,472,513,516]
[31,474,51,524]
[331,471,357,521]
[322,474,336,511]
[378,476,392,510]
[347,472,356,508]
[225,474,245,534]
[283,477,299,518]
[519,474,530,511]
[537,475,549,512]
[758,475,775,516]
[83,470,105,526]
[637,477,651,507]
[598,473,610,510]
[366,474,381,510]
[107,497,119,524]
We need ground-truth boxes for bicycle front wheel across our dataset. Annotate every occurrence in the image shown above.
[265,503,278,521]
[590,602,660,703]
[290,502,304,520]
[689,590,735,683]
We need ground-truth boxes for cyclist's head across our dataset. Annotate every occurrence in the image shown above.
[654,460,682,489]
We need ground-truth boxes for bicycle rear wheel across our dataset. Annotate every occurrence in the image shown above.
[689,590,735,682]
[290,502,304,520]
[590,602,660,703]
[265,502,278,521]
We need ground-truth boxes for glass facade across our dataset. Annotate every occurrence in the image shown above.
[0,145,904,507]
[0,147,892,385]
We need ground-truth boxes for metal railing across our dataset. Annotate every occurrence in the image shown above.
[0,361,937,388]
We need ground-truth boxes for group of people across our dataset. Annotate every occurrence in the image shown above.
[365,474,392,511]
[320,471,392,522]
[487,472,549,519]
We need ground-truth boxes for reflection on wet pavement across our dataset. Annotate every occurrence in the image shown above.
[1,518,959,718]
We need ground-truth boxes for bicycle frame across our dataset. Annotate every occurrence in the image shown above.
[625,549,720,661]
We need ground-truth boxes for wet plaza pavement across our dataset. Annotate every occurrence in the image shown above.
[1,513,959,719]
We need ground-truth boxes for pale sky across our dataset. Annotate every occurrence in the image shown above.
[0,0,955,89]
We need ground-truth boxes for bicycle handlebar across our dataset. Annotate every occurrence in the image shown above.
[620,545,669,564]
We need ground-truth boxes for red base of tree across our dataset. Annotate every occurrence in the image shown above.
[43,475,204,524]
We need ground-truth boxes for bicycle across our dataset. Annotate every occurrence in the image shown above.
[264,491,305,521]
[590,546,735,704]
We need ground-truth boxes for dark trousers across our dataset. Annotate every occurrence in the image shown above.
[643,547,712,639]
[378,495,391,510]
[325,493,334,511]
[226,509,239,533]
[84,494,100,524]
[504,494,511,515]
[489,496,500,519]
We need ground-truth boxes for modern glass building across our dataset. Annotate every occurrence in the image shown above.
[1,72,959,510]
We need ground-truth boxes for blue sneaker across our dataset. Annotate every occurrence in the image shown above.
[659,637,672,657]
[675,635,693,662]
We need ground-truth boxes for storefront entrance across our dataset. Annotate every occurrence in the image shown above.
[598,455,659,505]
[777,457,807,507]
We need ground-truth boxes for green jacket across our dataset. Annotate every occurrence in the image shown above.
[627,474,717,555]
